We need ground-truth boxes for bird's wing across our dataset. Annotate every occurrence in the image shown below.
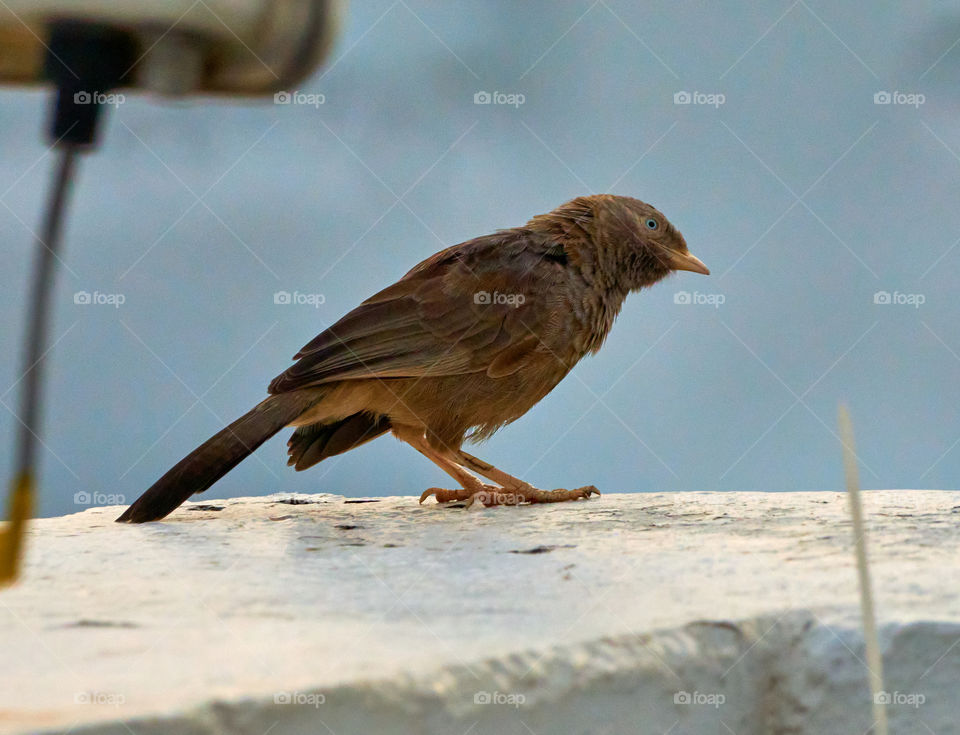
[267,229,568,393]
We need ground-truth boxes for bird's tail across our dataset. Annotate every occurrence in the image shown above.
[116,391,320,523]
[287,412,392,470]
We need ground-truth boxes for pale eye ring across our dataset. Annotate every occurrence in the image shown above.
[645,218,659,230]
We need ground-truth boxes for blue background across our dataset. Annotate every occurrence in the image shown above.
[2,2,959,517]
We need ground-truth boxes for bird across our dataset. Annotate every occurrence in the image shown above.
[117,194,709,523]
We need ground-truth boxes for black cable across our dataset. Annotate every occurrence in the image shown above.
[0,146,79,583]
[1,22,137,585]
[15,145,79,477]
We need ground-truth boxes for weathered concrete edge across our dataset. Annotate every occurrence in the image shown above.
[37,613,960,735]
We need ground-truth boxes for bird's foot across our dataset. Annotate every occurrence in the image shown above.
[518,485,600,504]
[418,484,600,506]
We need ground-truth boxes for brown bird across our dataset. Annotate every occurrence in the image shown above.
[117,194,708,522]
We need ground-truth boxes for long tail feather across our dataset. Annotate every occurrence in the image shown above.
[117,392,318,523]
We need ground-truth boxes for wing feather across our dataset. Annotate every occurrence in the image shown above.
[268,229,565,394]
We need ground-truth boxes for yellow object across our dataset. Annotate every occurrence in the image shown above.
[0,473,33,586]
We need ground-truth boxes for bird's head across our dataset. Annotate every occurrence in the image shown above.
[533,194,709,292]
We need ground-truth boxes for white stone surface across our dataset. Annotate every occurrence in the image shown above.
[1,491,958,734]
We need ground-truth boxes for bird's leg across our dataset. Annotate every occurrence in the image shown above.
[456,449,600,504]
[455,450,532,491]
[394,427,598,506]
[392,426,499,504]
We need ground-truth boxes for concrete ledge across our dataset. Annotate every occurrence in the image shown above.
[2,491,958,734]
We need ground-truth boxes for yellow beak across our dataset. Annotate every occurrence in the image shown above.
[669,251,710,275]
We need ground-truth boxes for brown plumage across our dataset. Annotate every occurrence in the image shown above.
[117,194,709,522]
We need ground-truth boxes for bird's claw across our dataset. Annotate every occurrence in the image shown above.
[419,487,443,504]
[574,485,601,499]
[419,486,498,504]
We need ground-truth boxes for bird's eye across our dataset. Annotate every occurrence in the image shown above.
[645,218,659,230]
